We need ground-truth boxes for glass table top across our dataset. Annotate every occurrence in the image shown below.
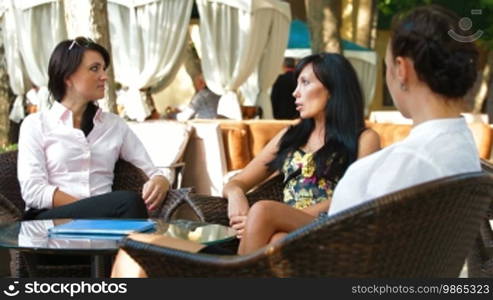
[0,219,236,254]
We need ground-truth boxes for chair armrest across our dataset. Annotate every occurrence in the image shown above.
[157,162,186,189]
[183,194,230,226]
[112,159,149,194]
[246,174,284,203]
[481,159,493,175]
[166,174,285,226]
[480,218,493,248]
[149,188,193,220]
[0,192,22,224]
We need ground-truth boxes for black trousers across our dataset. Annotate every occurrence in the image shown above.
[23,190,148,220]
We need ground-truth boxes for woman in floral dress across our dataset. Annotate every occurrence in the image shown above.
[221,53,381,255]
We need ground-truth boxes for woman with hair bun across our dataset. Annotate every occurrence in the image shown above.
[329,4,481,215]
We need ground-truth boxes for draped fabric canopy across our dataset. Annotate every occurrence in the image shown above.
[2,1,29,123]
[344,50,378,115]
[2,0,66,122]
[107,0,193,121]
[2,0,292,121]
[196,0,290,120]
[239,2,291,119]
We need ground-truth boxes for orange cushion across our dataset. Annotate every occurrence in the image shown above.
[367,122,411,148]
[247,120,298,157]
[468,123,492,159]
[367,121,492,159]
[219,122,252,171]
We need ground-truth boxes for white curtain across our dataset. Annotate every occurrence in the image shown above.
[107,0,193,121]
[344,50,378,116]
[252,5,290,119]
[12,0,66,113]
[2,1,29,123]
[196,0,290,120]
[239,68,259,107]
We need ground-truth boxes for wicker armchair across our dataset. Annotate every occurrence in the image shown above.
[466,159,493,277]
[0,150,148,277]
[166,174,284,226]
[120,172,493,277]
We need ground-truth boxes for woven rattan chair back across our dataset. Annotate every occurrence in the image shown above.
[466,159,493,277]
[0,151,24,214]
[122,172,493,277]
[166,174,284,226]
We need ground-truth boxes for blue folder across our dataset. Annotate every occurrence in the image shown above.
[48,219,155,237]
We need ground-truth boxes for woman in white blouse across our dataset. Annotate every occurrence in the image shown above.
[18,37,170,220]
[328,5,482,215]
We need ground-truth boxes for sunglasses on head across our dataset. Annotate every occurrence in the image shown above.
[68,37,95,51]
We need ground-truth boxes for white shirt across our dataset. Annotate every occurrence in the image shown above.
[328,118,481,216]
[18,101,168,211]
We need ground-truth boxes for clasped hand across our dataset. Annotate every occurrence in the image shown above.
[228,197,250,239]
[142,175,169,211]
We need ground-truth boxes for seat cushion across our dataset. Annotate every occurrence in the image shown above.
[127,120,191,183]
[219,122,251,171]
[367,123,411,148]
[247,120,298,157]
[468,122,492,159]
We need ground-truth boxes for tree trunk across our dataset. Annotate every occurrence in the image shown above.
[305,0,342,54]
[0,21,13,147]
[482,51,493,123]
[473,51,493,114]
[63,0,117,114]
[340,0,355,42]
[368,0,378,49]
[355,0,376,48]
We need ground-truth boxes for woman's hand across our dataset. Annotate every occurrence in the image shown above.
[142,175,170,212]
[227,193,250,239]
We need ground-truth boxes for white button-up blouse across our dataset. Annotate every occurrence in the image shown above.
[18,101,168,211]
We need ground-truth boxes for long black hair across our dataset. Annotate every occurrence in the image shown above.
[48,37,110,136]
[267,53,365,181]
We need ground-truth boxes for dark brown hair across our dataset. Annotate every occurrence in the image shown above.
[390,5,478,98]
[48,37,110,136]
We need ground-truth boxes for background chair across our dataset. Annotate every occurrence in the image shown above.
[121,172,493,277]
[126,120,191,188]
[466,159,493,277]
[0,150,148,277]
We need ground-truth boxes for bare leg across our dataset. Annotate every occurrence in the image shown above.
[111,233,205,277]
[111,249,147,278]
[238,200,315,255]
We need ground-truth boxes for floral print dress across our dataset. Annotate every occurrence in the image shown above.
[282,149,340,209]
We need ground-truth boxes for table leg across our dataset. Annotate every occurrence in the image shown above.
[91,254,111,278]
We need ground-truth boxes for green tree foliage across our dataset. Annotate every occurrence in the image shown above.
[0,144,17,153]
[378,0,493,48]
